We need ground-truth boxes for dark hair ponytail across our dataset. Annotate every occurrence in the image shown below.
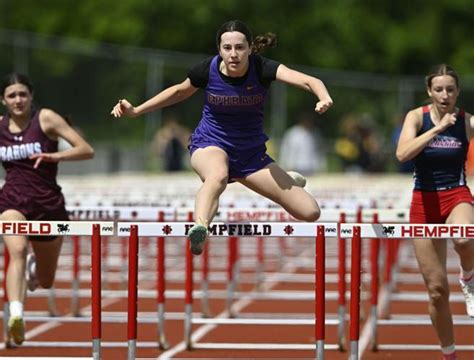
[251,32,277,54]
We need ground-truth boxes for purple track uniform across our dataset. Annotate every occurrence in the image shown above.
[188,54,279,180]
[0,109,69,241]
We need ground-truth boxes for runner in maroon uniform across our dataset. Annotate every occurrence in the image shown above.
[0,73,94,345]
[396,64,474,360]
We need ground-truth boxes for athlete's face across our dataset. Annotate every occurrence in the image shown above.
[2,83,33,118]
[427,75,459,113]
[219,31,251,77]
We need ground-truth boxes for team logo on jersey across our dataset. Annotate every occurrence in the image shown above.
[13,136,23,142]
[0,142,42,161]
[428,135,462,149]
[246,84,254,91]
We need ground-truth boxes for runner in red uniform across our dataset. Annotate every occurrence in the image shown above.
[396,64,474,360]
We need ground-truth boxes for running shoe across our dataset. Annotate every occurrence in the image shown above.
[287,171,307,187]
[25,253,38,292]
[460,278,474,317]
[188,224,208,255]
[8,316,25,345]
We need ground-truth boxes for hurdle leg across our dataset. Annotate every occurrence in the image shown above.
[120,237,128,289]
[201,241,211,318]
[256,237,265,291]
[315,226,326,360]
[127,225,139,360]
[48,287,59,317]
[226,236,237,318]
[370,237,380,351]
[349,226,362,360]
[71,235,81,317]
[184,238,194,350]
[337,236,347,351]
[156,236,169,349]
[91,225,102,360]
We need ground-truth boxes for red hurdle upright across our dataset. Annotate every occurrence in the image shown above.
[349,226,362,360]
[156,211,169,349]
[91,224,102,360]
[315,225,326,359]
[2,250,10,348]
[127,225,139,360]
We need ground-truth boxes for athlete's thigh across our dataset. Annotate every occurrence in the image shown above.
[31,236,63,279]
[190,146,229,181]
[238,163,317,209]
[446,202,474,224]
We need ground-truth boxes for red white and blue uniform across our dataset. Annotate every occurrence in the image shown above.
[0,109,69,239]
[410,106,472,223]
[188,54,279,180]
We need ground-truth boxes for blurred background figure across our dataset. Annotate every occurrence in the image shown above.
[279,112,327,176]
[334,112,385,172]
[149,113,191,172]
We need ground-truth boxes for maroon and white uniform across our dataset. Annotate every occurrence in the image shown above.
[0,109,68,239]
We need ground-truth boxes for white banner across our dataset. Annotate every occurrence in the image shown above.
[0,221,114,236]
[117,222,338,237]
[339,223,474,239]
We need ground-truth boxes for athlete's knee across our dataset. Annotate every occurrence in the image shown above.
[427,283,449,307]
[38,276,55,289]
[294,207,321,222]
[6,245,27,261]
[205,171,228,190]
[453,238,473,252]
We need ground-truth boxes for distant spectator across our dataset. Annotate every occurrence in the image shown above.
[150,114,191,171]
[334,112,384,172]
[279,112,326,175]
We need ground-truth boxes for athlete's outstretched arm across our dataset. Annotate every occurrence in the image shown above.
[111,78,198,118]
[275,65,333,114]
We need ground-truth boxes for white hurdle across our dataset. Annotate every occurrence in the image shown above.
[340,223,474,356]
[0,220,114,360]
[118,221,339,360]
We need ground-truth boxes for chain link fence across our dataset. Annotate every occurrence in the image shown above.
[1,29,473,174]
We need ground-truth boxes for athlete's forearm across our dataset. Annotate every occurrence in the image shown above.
[134,83,196,117]
[396,126,443,162]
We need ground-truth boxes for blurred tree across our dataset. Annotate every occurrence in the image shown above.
[1,0,473,75]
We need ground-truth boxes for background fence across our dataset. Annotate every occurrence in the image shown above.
[1,28,473,174]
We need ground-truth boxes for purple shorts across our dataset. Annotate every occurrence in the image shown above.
[189,143,274,181]
[0,185,69,241]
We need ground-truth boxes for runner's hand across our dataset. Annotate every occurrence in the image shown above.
[315,99,333,114]
[29,153,60,169]
[111,99,136,118]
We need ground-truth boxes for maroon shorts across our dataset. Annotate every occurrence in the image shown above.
[409,185,473,224]
[0,185,69,241]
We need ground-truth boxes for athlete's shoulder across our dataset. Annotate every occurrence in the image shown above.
[406,106,424,120]
[188,56,214,88]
